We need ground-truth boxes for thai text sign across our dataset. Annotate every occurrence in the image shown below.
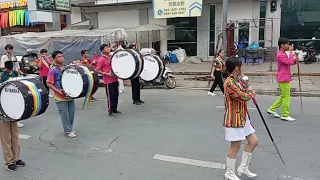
[0,0,27,9]
[153,0,202,19]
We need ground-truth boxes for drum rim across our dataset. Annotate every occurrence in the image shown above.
[0,82,25,120]
[140,54,165,81]
[61,65,88,98]
[111,49,144,80]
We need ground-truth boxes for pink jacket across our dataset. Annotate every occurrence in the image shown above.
[276,51,296,83]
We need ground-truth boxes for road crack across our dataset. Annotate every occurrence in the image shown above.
[38,125,59,151]
[108,135,120,151]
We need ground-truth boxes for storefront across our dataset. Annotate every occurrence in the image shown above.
[0,0,45,35]
[72,0,320,60]
[0,0,70,36]
[280,0,320,51]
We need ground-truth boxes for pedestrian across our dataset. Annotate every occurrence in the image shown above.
[0,44,24,128]
[267,38,299,121]
[36,49,53,98]
[223,56,258,180]
[129,42,144,105]
[0,61,26,171]
[46,51,77,138]
[208,50,225,96]
[95,44,121,116]
[80,50,97,101]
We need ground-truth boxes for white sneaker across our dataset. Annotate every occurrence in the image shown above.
[267,109,280,118]
[119,89,124,94]
[17,122,24,128]
[49,94,53,98]
[66,131,76,138]
[208,92,216,96]
[281,116,296,121]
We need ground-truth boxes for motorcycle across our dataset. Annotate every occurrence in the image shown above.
[297,39,317,64]
[140,66,176,89]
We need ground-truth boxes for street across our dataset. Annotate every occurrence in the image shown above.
[0,88,319,180]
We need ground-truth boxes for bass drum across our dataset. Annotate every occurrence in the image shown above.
[61,65,99,99]
[0,78,49,121]
[111,49,144,80]
[140,54,165,81]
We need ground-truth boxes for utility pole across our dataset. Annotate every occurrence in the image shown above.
[222,0,228,53]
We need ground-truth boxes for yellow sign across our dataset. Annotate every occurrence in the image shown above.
[0,0,27,9]
[153,0,202,19]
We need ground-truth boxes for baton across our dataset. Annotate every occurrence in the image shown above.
[252,98,285,165]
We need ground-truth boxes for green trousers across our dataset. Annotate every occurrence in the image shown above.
[269,82,291,117]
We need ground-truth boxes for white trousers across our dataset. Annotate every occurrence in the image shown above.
[118,79,124,93]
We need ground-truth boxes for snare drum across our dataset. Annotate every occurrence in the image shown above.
[0,78,49,121]
[61,65,99,99]
[111,49,144,80]
[140,54,165,81]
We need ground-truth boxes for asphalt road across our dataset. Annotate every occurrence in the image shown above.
[0,88,319,180]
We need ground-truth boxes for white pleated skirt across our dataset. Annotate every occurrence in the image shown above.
[224,115,255,142]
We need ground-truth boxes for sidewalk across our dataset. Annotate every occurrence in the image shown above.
[169,62,320,76]
[174,75,320,97]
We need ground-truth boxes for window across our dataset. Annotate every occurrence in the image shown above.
[209,5,215,56]
[167,17,197,56]
[281,0,320,51]
[259,0,267,47]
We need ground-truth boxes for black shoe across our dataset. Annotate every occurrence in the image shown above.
[139,100,145,104]
[113,110,122,114]
[5,164,17,171]
[15,160,26,167]
[108,112,118,117]
[133,101,141,105]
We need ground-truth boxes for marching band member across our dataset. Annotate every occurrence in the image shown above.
[267,38,299,121]
[129,42,144,105]
[80,50,91,65]
[47,51,77,138]
[90,51,100,70]
[0,44,24,128]
[80,50,97,101]
[0,61,26,171]
[96,44,121,117]
[223,57,259,180]
[208,50,225,96]
[36,49,53,98]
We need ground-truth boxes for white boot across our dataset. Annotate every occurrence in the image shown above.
[225,156,241,180]
[237,151,257,178]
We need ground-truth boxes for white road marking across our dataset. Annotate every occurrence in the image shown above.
[216,106,257,110]
[153,154,226,169]
[279,175,313,180]
[18,134,31,139]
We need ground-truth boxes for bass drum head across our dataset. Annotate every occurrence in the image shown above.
[0,83,25,120]
[140,55,165,81]
[61,66,86,98]
[111,50,143,79]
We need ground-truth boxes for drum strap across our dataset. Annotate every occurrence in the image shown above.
[80,66,95,109]
[20,80,42,117]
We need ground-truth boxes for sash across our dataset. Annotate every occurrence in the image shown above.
[79,66,94,109]
[20,80,42,117]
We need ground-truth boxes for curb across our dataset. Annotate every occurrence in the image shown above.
[174,87,320,97]
[173,71,320,77]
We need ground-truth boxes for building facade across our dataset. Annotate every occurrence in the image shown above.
[71,0,319,60]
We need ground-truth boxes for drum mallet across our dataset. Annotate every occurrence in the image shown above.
[242,76,285,165]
